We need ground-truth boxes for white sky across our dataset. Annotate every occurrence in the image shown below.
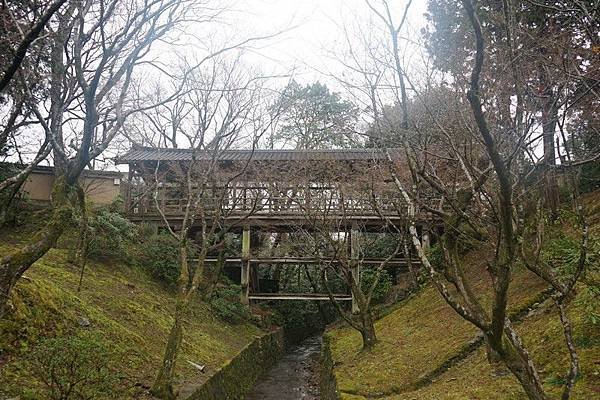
[104,0,430,170]
[7,1,440,170]
[229,0,428,86]
[6,1,550,171]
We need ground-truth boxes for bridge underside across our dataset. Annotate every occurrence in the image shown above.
[132,214,433,305]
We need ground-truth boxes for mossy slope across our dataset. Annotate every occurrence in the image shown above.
[0,236,263,399]
[329,272,599,399]
[328,194,600,399]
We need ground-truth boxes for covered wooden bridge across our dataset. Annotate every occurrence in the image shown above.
[117,147,438,307]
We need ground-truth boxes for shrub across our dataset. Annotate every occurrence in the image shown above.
[543,229,600,327]
[427,243,444,270]
[209,284,251,323]
[360,268,392,304]
[136,233,180,287]
[576,284,600,326]
[27,334,125,400]
[87,207,138,262]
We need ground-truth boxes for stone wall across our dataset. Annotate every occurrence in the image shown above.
[185,329,285,400]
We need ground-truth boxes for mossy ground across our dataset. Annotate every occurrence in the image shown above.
[0,224,263,399]
[328,194,600,399]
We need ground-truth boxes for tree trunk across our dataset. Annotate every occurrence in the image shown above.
[75,187,89,292]
[0,177,26,228]
[360,310,377,351]
[201,250,225,300]
[540,69,560,219]
[150,299,185,400]
[403,234,417,289]
[485,326,548,400]
[0,179,74,318]
[152,244,196,399]
[502,342,548,400]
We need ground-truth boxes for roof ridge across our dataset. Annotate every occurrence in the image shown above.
[132,147,394,152]
[116,147,402,164]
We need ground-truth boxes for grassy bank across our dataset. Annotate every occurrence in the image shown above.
[0,225,264,399]
[327,194,600,399]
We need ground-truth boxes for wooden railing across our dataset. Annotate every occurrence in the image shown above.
[125,183,440,220]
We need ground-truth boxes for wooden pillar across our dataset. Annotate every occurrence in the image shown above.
[350,224,360,314]
[422,226,431,253]
[241,226,251,305]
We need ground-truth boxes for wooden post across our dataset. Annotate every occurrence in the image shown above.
[241,226,251,305]
[350,224,360,314]
[422,227,431,253]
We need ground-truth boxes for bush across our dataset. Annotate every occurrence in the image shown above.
[209,284,251,323]
[542,229,599,279]
[136,233,180,287]
[543,228,600,327]
[577,284,600,326]
[87,207,138,262]
[427,243,443,270]
[360,268,392,304]
[27,334,125,400]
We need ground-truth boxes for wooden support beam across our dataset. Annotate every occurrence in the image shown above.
[240,227,250,305]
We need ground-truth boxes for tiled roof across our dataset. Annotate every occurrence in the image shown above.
[116,147,403,163]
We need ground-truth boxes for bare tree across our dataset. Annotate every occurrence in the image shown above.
[124,57,281,398]
[317,225,400,351]
[328,0,596,398]
[277,157,403,350]
[0,0,193,318]
[0,0,68,93]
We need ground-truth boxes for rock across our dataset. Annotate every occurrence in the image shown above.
[187,360,206,373]
[491,369,511,377]
[78,317,91,327]
[467,333,484,347]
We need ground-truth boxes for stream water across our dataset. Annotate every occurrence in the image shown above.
[245,336,322,400]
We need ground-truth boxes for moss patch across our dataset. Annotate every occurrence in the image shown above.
[0,240,263,399]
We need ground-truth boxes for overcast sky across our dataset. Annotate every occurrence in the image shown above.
[230,0,428,86]
[20,1,431,169]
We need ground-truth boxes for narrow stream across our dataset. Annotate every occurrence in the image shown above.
[245,336,322,400]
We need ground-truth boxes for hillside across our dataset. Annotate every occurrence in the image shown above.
[327,193,600,399]
[0,225,264,399]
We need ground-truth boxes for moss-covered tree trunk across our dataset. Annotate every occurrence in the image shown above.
[152,242,206,399]
[351,282,377,351]
[150,297,186,399]
[359,310,377,351]
[491,331,548,400]
[0,178,74,318]
[152,243,190,399]
[200,249,225,300]
[0,177,26,228]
